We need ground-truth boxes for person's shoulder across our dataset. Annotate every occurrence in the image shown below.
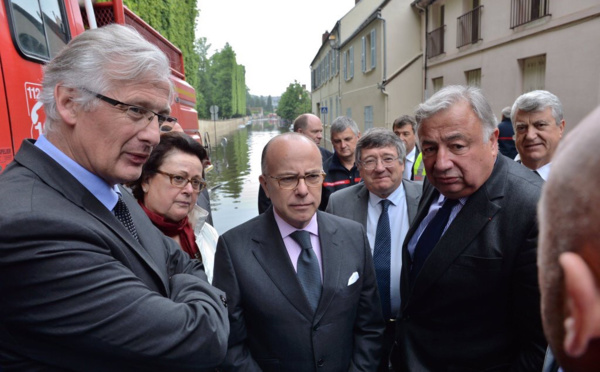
[318,210,363,230]
[221,212,268,240]
[329,182,365,200]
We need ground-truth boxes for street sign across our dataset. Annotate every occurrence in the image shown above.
[211,112,219,121]
[320,107,328,114]
[210,105,219,114]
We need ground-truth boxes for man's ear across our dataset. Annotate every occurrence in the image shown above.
[259,175,270,199]
[54,85,79,126]
[559,252,600,357]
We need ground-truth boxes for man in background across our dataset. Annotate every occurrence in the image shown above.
[392,85,546,371]
[0,24,228,371]
[538,105,600,372]
[512,90,565,180]
[214,132,384,372]
[294,113,333,161]
[320,116,361,209]
[326,128,421,371]
[497,106,518,159]
[392,115,420,180]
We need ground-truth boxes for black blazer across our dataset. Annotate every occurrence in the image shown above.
[0,140,229,371]
[392,154,547,371]
[213,208,385,372]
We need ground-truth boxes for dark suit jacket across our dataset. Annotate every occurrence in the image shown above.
[0,140,229,371]
[324,180,422,228]
[213,208,385,372]
[391,154,547,371]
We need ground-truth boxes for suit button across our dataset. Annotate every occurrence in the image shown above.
[317,359,324,367]
[220,295,227,307]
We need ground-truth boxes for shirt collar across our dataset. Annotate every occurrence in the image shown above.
[368,181,405,208]
[274,209,319,238]
[35,135,119,211]
[406,146,417,163]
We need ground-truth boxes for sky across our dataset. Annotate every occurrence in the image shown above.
[196,0,356,98]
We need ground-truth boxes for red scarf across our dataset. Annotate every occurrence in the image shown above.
[138,201,201,261]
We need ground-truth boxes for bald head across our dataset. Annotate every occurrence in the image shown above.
[294,114,324,145]
[538,105,600,371]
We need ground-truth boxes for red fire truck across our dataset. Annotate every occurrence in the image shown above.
[0,0,201,173]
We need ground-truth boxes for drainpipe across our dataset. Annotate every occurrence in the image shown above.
[413,1,428,101]
[376,12,389,126]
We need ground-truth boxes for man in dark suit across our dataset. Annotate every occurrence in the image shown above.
[214,132,384,372]
[0,25,228,371]
[497,106,518,160]
[392,115,420,181]
[391,85,547,371]
[538,105,600,372]
[326,128,421,371]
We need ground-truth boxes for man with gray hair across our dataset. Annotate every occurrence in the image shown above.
[326,128,421,372]
[293,113,333,161]
[512,90,565,180]
[320,116,361,209]
[0,25,228,371]
[391,85,546,371]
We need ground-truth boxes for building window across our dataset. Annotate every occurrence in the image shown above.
[364,106,373,130]
[511,0,550,28]
[343,51,347,80]
[427,5,445,58]
[349,46,354,79]
[457,1,482,48]
[465,68,481,87]
[432,77,444,93]
[522,55,546,92]
[370,29,376,69]
[8,0,70,62]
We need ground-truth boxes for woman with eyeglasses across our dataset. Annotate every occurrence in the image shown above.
[130,132,218,282]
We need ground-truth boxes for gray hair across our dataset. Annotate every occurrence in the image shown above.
[392,115,416,132]
[40,24,172,133]
[331,116,360,136]
[510,90,563,128]
[355,128,406,165]
[501,106,512,120]
[415,85,497,142]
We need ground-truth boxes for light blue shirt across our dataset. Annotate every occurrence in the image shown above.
[35,135,120,212]
[408,193,468,258]
[274,210,323,282]
[366,183,409,316]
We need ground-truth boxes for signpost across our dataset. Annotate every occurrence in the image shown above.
[320,107,328,114]
[210,105,219,149]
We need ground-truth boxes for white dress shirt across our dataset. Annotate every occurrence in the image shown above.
[403,147,417,180]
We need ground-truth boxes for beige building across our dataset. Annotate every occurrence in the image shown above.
[415,0,600,130]
[310,0,423,135]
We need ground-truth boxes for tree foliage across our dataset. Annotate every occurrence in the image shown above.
[278,81,312,121]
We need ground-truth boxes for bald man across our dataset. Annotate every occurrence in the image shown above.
[538,105,600,372]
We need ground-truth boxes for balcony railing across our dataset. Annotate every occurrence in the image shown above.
[427,26,445,59]
[510,0,550,28]
[457,5,483,48]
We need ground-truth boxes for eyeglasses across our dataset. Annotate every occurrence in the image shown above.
[360,156,401,170]
[83,88,178,128]
[268,172,326,190]
[155,170,207,193]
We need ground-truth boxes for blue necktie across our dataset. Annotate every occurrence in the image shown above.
[373,199,392,319]
[290,230,322,311]
[410,198,458,284]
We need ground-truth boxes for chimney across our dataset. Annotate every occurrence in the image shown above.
[322,31,330,44]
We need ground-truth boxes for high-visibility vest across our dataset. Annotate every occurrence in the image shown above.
[413,152,426,181]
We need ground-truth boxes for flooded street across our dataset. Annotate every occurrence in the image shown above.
[206,126,287,234]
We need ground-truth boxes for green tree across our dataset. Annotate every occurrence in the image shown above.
[277,81,311,122]
[266,96,273,113]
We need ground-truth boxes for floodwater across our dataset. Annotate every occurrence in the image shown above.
[206,125,287,234]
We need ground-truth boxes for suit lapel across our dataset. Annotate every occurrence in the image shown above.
[250,210,315,321]
[354,185,369,228]
[406,157,506,305]
[16,140,169,293]
[314,212,342,323]
[402,180,421,224]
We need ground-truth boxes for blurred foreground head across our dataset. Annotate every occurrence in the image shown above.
[538,105,600,372]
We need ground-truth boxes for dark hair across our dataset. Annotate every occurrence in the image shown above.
[130,132,207,201]
[392,115,416,132]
